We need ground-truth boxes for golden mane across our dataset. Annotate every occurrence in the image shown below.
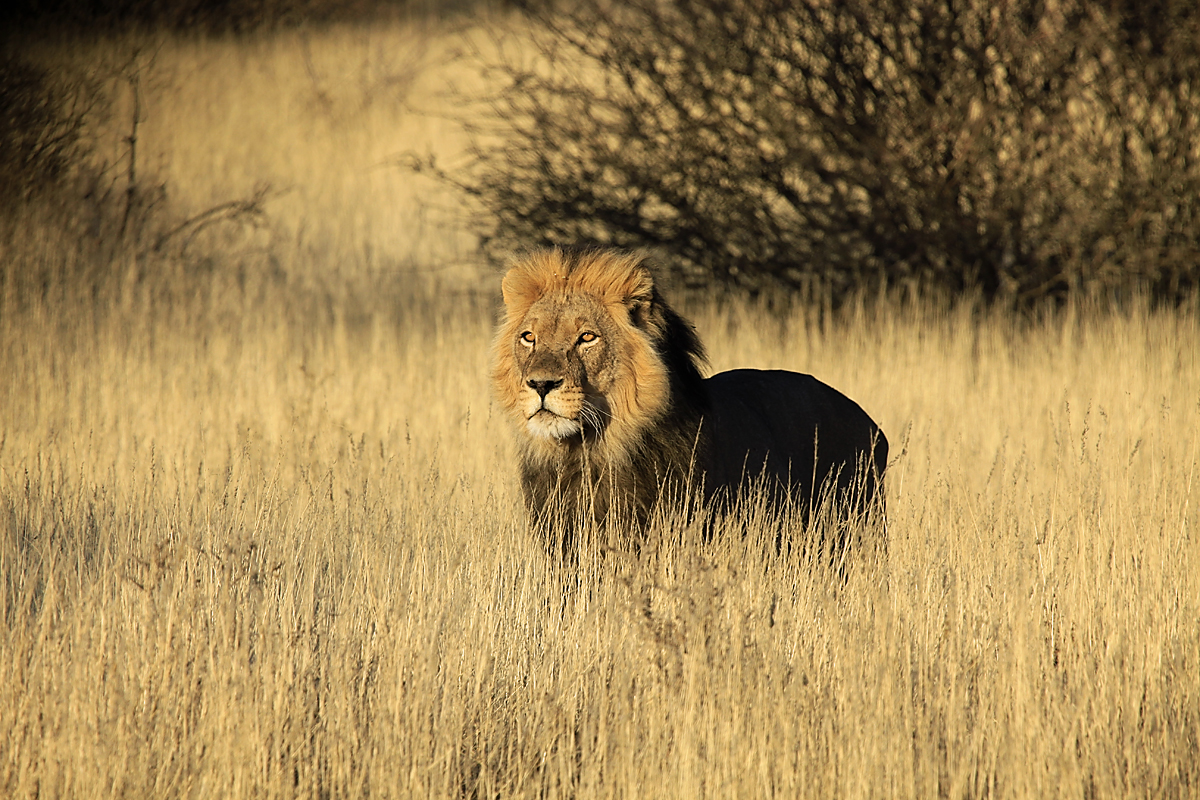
[491,247,708,542]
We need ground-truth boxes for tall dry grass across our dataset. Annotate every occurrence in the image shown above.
[3,21,1199,800]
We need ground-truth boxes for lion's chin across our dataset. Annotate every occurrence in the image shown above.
[525,410,582,440]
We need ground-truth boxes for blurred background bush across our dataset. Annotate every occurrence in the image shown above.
[4,0,1199,307]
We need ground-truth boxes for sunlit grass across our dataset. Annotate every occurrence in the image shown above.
[3,262,1195,798]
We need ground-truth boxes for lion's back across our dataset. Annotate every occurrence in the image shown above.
[700,369,887,516]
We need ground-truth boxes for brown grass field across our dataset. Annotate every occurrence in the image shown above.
[2,21,1199,799]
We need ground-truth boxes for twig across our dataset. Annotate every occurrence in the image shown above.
[119,64,142,240]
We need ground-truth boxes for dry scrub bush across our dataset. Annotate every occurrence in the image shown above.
[0,56,94,209]
[440,0,1200,305]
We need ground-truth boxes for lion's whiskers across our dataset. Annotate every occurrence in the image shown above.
[579,402,612,433]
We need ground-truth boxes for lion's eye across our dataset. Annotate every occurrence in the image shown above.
[578,331,598,345]
[519,331,535,346]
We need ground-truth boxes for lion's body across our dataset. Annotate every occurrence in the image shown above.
[701,369,887,521]
[492,248,887,552]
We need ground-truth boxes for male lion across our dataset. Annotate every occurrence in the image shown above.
[492,247,887,555]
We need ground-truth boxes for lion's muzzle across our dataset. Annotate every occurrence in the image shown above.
[521,378,584,440]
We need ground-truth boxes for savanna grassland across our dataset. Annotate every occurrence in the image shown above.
[3,19,1199,799]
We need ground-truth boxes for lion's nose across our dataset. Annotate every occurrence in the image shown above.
[527,378,563,399]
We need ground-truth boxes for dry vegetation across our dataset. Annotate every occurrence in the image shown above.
[2,20,1199,800]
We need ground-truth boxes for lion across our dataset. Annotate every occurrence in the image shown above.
[492,247,887,555]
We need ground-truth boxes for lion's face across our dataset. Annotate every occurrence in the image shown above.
[492,249,679,464]
[506,291,625,440]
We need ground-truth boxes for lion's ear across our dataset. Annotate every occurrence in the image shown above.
[627,298,652,329]
[502,250,569,313]
[500,270,518,307]
[626,293,672,337]
[501,265,543,316]
[620,265,657,328]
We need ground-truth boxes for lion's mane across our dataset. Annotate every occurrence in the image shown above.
[492,248,709,539]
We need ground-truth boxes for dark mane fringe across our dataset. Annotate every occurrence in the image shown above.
[650,286,709,415]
